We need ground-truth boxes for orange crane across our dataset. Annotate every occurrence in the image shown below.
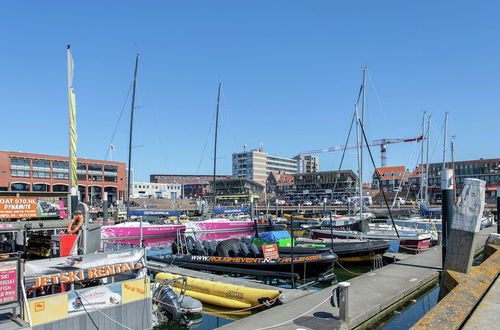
[298,136,424,167]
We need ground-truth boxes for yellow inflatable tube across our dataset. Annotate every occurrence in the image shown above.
[155,272,281,309]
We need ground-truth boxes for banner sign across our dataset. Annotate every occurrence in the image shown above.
[262,244,280,259]
[68,283,122,314]
[213,208,250,215]
[127,209,181,217]
[0,259,18,305]
[0,197,62,219]
[25,248,145,289]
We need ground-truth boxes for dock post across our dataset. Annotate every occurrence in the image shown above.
[103,191,108,225]
[70,186,78,217]
[444,178,485,274]
[441,169,454,267]
[497,187,499,234]
[339,282,350,322]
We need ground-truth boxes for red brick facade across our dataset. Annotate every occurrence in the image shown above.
[0,151,126,203]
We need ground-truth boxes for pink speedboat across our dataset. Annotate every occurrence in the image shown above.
[101,222,185,239]
[185,218,255,234]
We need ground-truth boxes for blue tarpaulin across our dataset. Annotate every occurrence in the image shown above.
[213,208,250,215]
[420,204,442,217]
[127,209,181,217]
[252,230,291,242]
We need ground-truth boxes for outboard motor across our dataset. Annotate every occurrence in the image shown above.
[154,285,190,326]
[152,281,192,327]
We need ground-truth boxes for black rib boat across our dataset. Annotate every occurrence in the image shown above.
[148,238,337,280]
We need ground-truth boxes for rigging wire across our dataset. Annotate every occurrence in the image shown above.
[196,105,216,174]
[358,118,400,238]
[104,81,133,160]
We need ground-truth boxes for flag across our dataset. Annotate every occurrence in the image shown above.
[110,144,116,150]
[68,45,78,188]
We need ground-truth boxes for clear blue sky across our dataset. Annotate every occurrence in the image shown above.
[1,1,499,182]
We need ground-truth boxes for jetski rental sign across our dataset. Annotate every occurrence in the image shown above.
[25,249,145,289]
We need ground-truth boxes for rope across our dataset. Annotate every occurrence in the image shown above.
[335,260,365,276]
[75,291,134,330]
[255,294,333,330]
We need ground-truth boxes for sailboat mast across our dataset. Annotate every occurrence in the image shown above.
[442,112,448,170]
[359,67,367,220]
[212,83,221,206]
[126,54,139,221]
[425,115,431,204]
[420,112,426,203]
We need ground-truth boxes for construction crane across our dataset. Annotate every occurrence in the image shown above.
[298,136,424,168]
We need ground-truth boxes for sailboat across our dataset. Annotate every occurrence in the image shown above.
[183,83,255,235]
[101,55,185,241]
[309,68,436,252]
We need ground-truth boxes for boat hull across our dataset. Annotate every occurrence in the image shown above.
[101,224,185,239]
[185,221,255,233]
[310,230,431,251]
[150,253,337,279]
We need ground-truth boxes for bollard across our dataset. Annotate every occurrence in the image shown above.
[497,187,500,234]
[338,282,350,322]
[70,186,78,217]
[444,178,485,274]
[441,169,454,267]
[103,192,109,225]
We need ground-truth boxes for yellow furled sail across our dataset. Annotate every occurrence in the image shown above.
[155,272,281,309]
[67,45,78,189]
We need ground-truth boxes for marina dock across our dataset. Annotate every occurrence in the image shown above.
[219,226,496,330]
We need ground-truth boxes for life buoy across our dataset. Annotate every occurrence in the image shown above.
[67,214,84,234]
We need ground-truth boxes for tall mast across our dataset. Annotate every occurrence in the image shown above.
[420,112,426,203]
[442,112,448,170]
[355,103,361,217]
[359,67,367,219]
[67,45,78,202]
[425,115,431,204]
[212,83,222,206]
[126,54,139,221]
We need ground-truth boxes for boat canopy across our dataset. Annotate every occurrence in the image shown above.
[213,208,250,215]
[252,230,291,243]
[127,209,181,217]
[420,204,442,217]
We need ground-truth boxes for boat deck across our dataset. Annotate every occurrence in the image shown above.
[147,262,314,303]
[219,226,496,330]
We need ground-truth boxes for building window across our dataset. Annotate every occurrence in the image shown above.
[104,176,117,182]
[53,161,69,170]
[11,182,30,191]
[33,171,51,178]
[53,172,69,180]
[11,169,30,177]
[32,183,50,192]
[53,184,69,192]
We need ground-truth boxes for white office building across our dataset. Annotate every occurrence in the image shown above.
[232,146,298,185]
[131,181,182,199]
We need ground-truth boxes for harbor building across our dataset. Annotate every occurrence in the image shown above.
[211,178,264,203]
[267,171,294,193]
[150,174,230,198]
[293,155,320,173]
[427,158,500,200]
[131,181,182,199]
[232,146,298,185]
[0,150,126,203]
[372,166,410,191]
[282,170,360,202]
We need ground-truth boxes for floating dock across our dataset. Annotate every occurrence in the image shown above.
[219,226,496,330]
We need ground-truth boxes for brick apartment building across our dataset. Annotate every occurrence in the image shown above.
[0,151,126,203]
